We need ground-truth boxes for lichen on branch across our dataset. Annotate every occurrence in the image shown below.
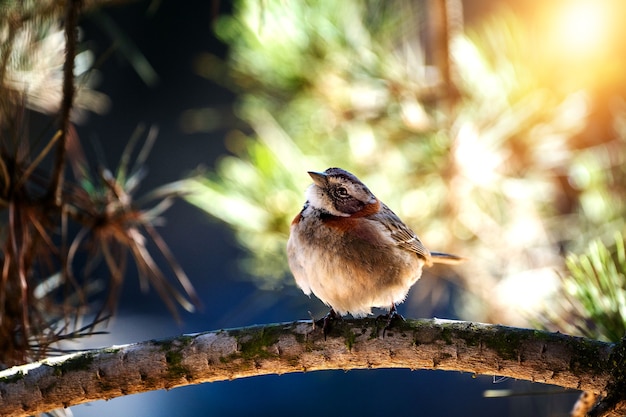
[0,318,615,416]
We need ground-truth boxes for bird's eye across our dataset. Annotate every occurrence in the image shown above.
[334,186,350,199]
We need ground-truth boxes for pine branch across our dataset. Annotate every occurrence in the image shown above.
[48,0,82,204]
[0,318,616,416]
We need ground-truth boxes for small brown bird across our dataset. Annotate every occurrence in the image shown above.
[287,167,463,323]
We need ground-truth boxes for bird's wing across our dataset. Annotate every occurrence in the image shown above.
[377,204,432,263]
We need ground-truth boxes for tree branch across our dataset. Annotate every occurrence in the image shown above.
[0,318,614,416]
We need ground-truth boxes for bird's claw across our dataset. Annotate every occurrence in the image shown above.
[377,305,405,337]
[314,309,339,339]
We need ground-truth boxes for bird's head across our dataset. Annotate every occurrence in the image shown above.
[305,168,378,217]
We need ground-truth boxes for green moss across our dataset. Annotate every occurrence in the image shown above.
[153,335,194,349]
[393,317,418,333]
[440,326,454,345]
[531,329,553,341]
[153,337,194,379]
[350,316,406,339]
[51,352,96,375]
[456,323,480,347]
[612,341,626,373]
[0,369,25,383]
[368,322,381,340]
[566,335,609,374]
[480,327,531,361]
[343,328,356,351]
[592,337,626,410]
[230,326,281,360]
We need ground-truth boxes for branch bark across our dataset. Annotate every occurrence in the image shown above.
[0,318,615,416]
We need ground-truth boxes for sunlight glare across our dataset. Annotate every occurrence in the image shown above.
[555,1,608,56]
[494,268,560,326]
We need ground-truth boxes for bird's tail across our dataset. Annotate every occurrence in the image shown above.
[430,251,466,265]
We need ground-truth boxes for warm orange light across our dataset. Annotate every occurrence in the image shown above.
[538,0,623,90]
[554,1,608,56]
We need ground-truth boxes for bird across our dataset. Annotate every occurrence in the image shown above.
[287,167,463,329]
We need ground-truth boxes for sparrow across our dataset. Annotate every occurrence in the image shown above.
[287,167,463,328]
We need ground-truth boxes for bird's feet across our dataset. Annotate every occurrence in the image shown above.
[377,305,405,337]
[314,309,340,338]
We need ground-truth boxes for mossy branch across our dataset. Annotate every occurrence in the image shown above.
[0,318,619,416]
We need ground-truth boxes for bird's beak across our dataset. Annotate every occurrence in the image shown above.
[307,171,327,187]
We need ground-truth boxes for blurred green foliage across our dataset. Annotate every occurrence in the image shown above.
[542,233,626,343]
[186,0,626,324]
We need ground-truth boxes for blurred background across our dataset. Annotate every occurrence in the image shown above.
[2,0,626,415]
